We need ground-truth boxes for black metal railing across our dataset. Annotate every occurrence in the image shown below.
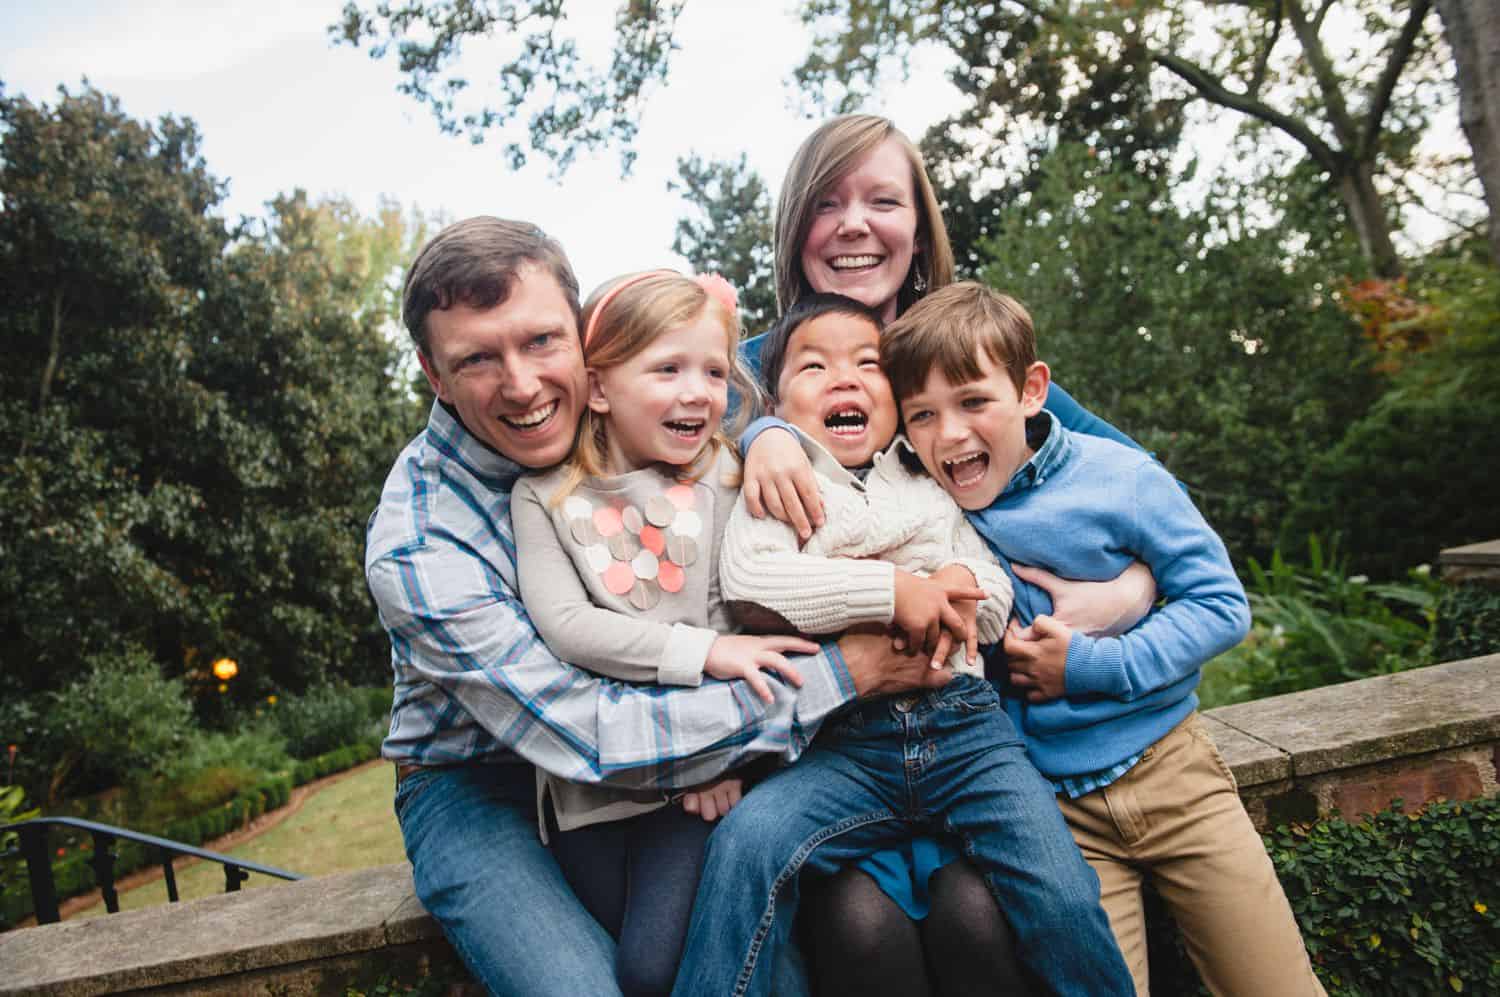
[1,816,301,925]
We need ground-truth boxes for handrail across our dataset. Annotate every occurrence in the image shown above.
[2,816,302,925]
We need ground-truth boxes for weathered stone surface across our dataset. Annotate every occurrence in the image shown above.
[0,864,420,996]
[1331,758,1485,818]
[383,884,444,947]
[1438,539,1500,568]
[1207,655,1500,777]
[1198,713,1290,787]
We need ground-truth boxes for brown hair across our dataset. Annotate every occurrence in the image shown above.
[401,216,580,355]
[774,114,955,317]
[880,282,1037,402]
[553,272,759,502]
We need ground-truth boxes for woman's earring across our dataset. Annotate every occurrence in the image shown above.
[912,269,928,294]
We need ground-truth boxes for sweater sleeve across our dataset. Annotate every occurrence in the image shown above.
[1062,459,1251,700]
[512,478,715,687]
[719,493,895,634]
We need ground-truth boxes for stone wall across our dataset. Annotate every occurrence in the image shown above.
[5,653,1498,997]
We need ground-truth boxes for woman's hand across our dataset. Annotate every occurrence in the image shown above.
[704,634,817,703]
[742,427,823,542]
[1011,560,1156,637]
[680,777,743,822]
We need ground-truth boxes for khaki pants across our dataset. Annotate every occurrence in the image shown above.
[1057,713,1325,997]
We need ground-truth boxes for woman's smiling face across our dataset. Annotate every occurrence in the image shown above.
[798,137,919,324]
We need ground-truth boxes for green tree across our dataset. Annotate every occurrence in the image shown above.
[0,84,418,745]
[668,153,777,332]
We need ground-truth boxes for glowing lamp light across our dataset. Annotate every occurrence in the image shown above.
[211,657,239,681]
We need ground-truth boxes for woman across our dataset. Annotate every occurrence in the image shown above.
[739,114,1155,997]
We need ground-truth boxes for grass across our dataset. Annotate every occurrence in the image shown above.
[74,761,405,917]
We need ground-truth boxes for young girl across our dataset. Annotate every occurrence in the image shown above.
[510,270,816,997]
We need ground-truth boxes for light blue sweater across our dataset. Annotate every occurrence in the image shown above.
[967,413,1251,780]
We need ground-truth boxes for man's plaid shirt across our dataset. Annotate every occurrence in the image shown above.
[365,402,857,790]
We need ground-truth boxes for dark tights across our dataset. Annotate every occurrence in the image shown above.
[803,859,1040,997]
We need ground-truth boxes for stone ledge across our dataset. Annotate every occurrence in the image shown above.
[5,655,1498,995]
[1205,654,1500,782]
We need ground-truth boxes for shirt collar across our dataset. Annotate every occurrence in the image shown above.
[426,400,527,492]
[1000,410,1074,498]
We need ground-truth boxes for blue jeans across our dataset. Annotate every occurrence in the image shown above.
[395,762,812,997]
[671,676,1132,997]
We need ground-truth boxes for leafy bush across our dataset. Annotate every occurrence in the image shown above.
[1433,583,1500,663]
[165,725,291,782]
[45,645,195,801]
[1210,537,1440,703]
[271,684,386,760]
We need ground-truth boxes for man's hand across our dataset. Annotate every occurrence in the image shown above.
[1012,561,1156,637]
[680,777,743,822]
[742,427,823,542]
[839,627,953,698]
[1003,615,1072,702]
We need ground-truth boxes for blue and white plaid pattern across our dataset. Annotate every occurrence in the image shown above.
[1054,751,1143,800]
[365,402,857,791]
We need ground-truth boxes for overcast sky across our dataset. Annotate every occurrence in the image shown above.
[2,0,966,292]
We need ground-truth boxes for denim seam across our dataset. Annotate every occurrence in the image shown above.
[731,810,899,997]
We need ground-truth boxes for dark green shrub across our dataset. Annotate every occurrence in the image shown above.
[272,684,385,760]
[1433,583,1500,662]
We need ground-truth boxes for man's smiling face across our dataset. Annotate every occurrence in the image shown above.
[419,263,586,468]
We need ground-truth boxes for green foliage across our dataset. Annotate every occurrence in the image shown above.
[668,153,777,332]
[1272,799,1500,995]
[45,646,195,801]
[292,742,381,786]
[1211,537,1440,704]
[979,144,1376,563]
[0,85,421,775]
[1283,251,1500,577]
[164,726,293,784]
[1433,583,1500,662]
[271,684,389,760]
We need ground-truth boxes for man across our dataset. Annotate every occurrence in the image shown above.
[366,217,948,996]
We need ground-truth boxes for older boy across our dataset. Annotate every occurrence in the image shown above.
[674,294,1132,997]
[882,281,1324,996]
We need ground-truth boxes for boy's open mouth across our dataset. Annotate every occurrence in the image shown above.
[824,404,869,437]
[943,452,989,488]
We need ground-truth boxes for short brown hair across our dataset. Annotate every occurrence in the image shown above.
[401,216,580,355]
[880,282,1037,402]
[774,115,955,317]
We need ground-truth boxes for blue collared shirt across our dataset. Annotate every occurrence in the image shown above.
[365,402,857,789]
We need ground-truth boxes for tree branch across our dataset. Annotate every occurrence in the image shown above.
[1151,50,1341,169]
[1360,0,1434,159]
[1284,0,1358,150]
[1247,0,1283,100]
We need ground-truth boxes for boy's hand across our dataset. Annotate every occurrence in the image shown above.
[929,564,982,667]
[893,570,987,668]
[742,427,823,542]
[704,634,817,704]
[1003,615,1072,702]
[680,777,743,822]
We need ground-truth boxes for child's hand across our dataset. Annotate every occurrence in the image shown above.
[680,777,743,822]
[892,570,987,668]
[928,564,983,667]
[1003,615,1071,702]
[705,634,817,703]
[742,428,823,542]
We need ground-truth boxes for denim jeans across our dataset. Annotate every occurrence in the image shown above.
[395,762,812,997]
[671,675,1132,997]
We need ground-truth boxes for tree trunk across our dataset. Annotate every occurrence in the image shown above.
[1337,163,1403,277]
[1438,0,1500,264]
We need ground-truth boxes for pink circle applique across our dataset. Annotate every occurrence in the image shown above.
[603,561,635,595]
[665,484,696,510]
[658,561,686,593]
[638,524,665,556]
[593,505,624,538]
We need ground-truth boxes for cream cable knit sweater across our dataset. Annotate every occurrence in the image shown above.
[719,433,1012,677]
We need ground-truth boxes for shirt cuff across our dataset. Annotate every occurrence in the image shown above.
[1064,632,1127,698]
[739,415,796,457]
[660,624,715,686]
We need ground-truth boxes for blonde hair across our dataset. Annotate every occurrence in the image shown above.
[553,271,760,502]
[880,282,1037,402]
[774,114,955,317]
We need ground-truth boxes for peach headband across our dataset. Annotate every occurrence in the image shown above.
[582,270,739,349]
